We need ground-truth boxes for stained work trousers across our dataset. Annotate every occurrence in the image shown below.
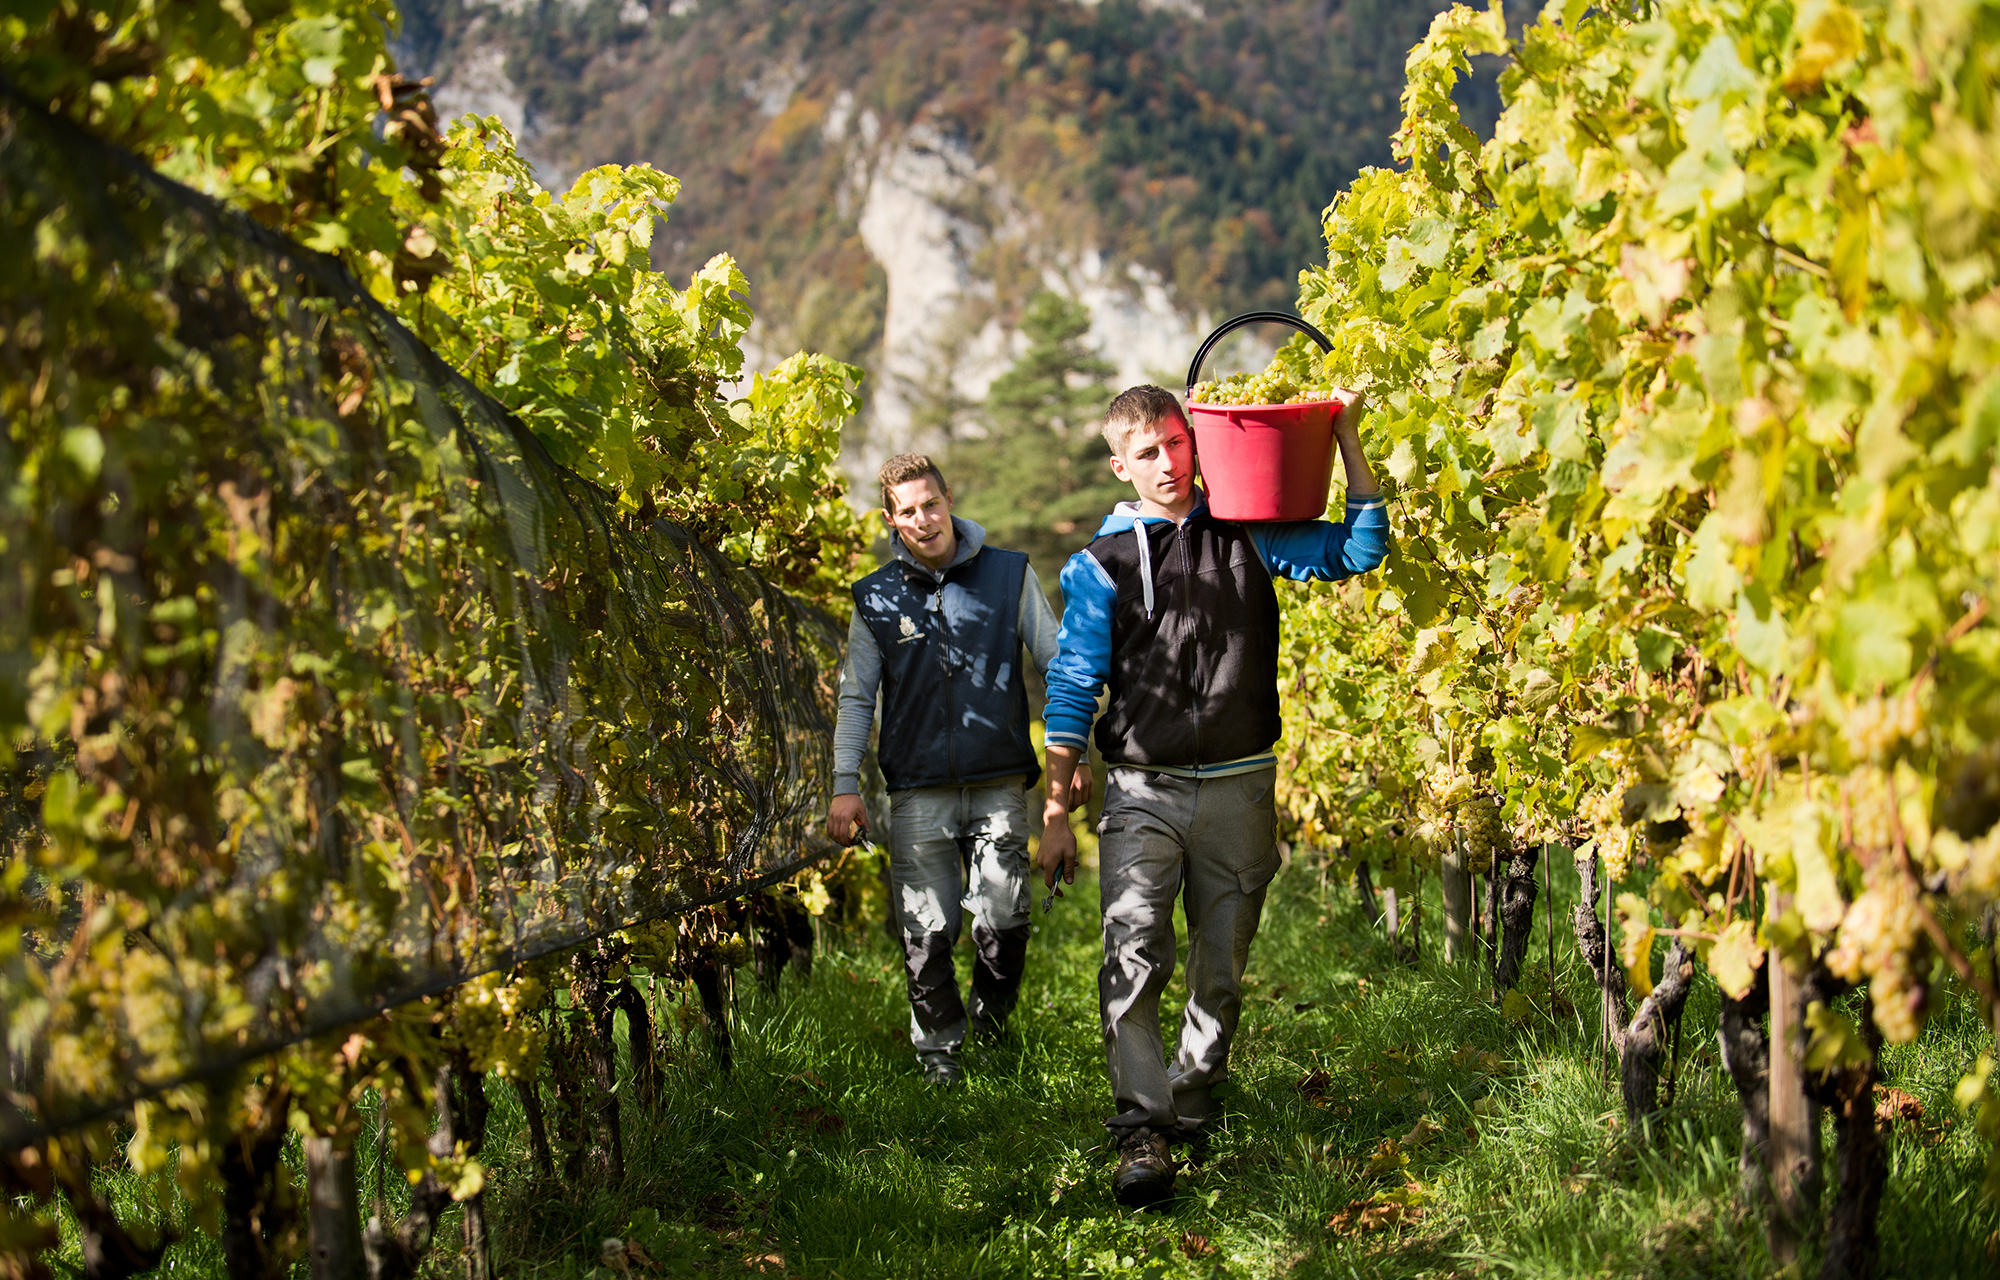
[887,777,1033,1067]
[1097,766,1280,1137]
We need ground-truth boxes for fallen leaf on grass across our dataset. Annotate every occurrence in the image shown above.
[743,1251,786,1274]
[1449,1046,1513,1075]
[621,1241,658,1273]
[1297,1069,1333,1102]
[1328,1182,1426,1235]
[1357,1200,1422,1231]
[598,1237,662,1274]
[1874,1084,1953,1145]
[1874,1085,1924,1126]
[1399,1118,1442,1151]
[1365,1137,1409,1176]
[1179,1232,1216,1258]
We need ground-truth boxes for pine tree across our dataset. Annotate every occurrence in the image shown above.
[951,291,1124,603]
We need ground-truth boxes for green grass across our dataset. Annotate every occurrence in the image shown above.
[62,858,2000,1278]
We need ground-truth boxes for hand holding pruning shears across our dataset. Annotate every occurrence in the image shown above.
[826,793,869,847]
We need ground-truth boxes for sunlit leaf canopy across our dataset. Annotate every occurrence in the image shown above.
[0,0,871,1152]
[1273,0,2000,1182]
[0,94,849,1145]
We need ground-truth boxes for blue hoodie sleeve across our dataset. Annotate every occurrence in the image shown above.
[1043,548,1116,752]
[1248,493,1390,582]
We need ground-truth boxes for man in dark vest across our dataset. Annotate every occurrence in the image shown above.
[1037,385,1387,1206]
[827,453,1090,1085]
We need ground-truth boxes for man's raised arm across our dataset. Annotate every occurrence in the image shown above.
[1249,395,1388,581]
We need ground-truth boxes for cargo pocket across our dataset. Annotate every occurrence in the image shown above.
[1237,846,1281,895]
[1231,769,1280,894]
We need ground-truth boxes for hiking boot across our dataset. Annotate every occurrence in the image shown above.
[1112,1130,1175,1208]
[920,1056,964,1087]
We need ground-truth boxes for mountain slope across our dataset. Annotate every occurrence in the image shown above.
[395,0,1494,483]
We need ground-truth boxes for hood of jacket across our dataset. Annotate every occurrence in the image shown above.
[890,514,986,578]
[1091,489,1209,538]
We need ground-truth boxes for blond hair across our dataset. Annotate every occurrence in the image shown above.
[877,453,948,511]
[1100,385,1186,457]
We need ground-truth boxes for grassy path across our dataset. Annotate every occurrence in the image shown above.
[68,860,1998,1278]
[471,861,2000,1279]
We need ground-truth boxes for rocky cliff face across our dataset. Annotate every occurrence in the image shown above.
[395,0,1492,494]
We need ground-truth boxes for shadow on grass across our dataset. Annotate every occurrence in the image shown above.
[464,862,2000,1279]
[62,861,2000,1279]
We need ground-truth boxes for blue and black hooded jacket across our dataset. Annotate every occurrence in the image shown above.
[1043,491,1389,772]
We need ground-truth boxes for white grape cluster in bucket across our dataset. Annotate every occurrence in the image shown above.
[1188,352,1340,406]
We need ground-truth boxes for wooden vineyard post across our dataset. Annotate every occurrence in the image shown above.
[1483,864,1502,968]
[1545,843,1557,1030]
[1439,718,1472,963]
[1411,868,1423,958]
[1441,830,1471,963]
[1602,860,1615,1070]
[1766,891,1822,1263]
[306,1137,364,1280]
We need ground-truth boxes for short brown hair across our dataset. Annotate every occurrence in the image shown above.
[1101,385,1186,456]
[878,453,948,511]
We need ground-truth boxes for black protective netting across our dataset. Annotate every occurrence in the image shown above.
[0,93,845,1145]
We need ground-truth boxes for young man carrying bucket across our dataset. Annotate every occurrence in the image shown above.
[826,453,1090,1086]
[1036,385,1385,1206]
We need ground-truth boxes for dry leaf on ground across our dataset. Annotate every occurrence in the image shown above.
[1328,1183,1426,1236]
[1874,1085,1924,1126]
[1365,1137,1408,1176]
[1179,1232,1216,1258]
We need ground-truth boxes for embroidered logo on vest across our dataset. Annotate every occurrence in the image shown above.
[897,614,920,643]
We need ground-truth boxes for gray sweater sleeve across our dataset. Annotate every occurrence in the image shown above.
[832,608,880,797]
[1020,566,1060,677]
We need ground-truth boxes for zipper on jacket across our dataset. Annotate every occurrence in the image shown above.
[1179,521,1199,762]
[936,579,957,781]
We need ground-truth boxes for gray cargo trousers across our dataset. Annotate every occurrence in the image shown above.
[887,777,1034,1067]
[1097,766,1280,1137]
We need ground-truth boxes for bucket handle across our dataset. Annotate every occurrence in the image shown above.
[1184,310,1333,391]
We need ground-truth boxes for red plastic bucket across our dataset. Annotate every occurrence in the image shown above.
[1183,311,1342,523]
[1188,400,1339,521]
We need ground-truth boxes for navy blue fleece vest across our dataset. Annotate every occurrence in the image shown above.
[853,547,1038,792]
